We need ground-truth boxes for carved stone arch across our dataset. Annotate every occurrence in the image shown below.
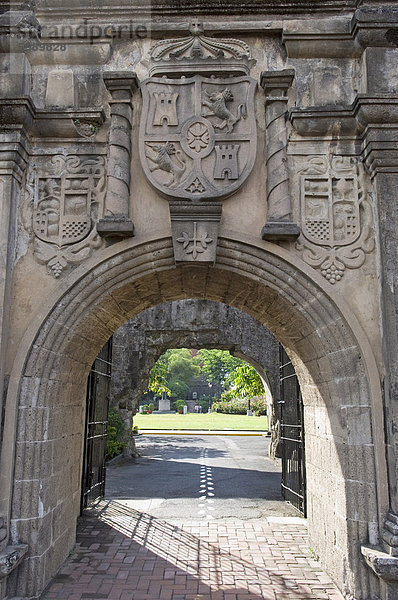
[1,233,387,600]
[110,298,280,451]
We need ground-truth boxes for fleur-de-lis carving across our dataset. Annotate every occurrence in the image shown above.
[177,222,213,260]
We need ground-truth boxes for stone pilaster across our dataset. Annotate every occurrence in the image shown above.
[97,72,139,241]
[360,124,398,598]
[354,13,398,544]
[260,70,300,241]
[0,101,31,600]
[363,134,398,519]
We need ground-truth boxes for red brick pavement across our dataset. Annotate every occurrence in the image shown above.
[40,500,343,600]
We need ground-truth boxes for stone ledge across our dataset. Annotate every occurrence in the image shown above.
[0,98,106,139]
[289,95,398,137]
[35,1,359,19]
[352,6,398,48]
[261,221,300,242]
[361,545,398,582]
[34,108,106,139]
[97,217,135,241]
[0,544,28,579]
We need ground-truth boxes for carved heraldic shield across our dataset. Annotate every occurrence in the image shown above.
[139,23,257,202]
[301,175,360,247]
[296,156,374,284]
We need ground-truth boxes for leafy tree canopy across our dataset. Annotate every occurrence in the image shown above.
[197,349,243,387]
[148,348,200,399]
[147,355,170,396]
[146,348,264,401]
[232,363,264,398]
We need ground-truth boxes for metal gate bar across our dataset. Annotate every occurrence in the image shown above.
[279,345,306,516]
[81,339,113,509]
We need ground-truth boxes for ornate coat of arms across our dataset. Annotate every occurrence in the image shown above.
[139,21,257,204]
[297,156,374,284]
[23,155,105,277]
[301,174,360,248]
[33,168,93,247]
[140,75,256,201]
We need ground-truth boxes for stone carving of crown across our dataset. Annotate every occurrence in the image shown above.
[149,20,256,77]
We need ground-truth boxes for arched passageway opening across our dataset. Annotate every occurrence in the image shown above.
[109,300,280,458]
[110,299,279,416]
[2,235,387,599]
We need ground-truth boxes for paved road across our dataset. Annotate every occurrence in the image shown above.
[41,436,343,599]
[105,434,298,520]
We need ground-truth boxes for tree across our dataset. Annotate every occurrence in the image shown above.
[147,355,171,396]
[232,363,264,398]
[198,349,243,387]
[147,348,264,403]
[166,349,200,398]
[147,349,200,399]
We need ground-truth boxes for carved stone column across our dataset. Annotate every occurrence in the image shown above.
[260,70,300,241]
[97,72,139,240]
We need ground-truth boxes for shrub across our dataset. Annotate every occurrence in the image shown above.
[252,396,267,416]
[148,402,155,412]
[212,395,267,415]
[199,398,209,412]
[142,404,149,413]
[212,397,247,414]
[106,408,126,459]
[174,399,185,412]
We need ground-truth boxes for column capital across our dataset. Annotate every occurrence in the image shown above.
[103,72,140,99]
[260,69,295,97]
[362,125,398,178]
[0,97,35,130]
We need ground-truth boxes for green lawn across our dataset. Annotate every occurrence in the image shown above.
[134,412,268,431]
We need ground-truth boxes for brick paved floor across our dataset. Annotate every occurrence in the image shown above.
[41,499,343,600]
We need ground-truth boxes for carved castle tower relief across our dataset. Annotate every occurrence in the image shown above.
[152,92,179,126]
[214,145,240,180]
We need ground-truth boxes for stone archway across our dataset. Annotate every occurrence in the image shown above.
[1,233,387,600]
[110,299,280,454]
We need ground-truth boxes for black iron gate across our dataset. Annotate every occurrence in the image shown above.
[81,338,113,509]
[279,345,306,515]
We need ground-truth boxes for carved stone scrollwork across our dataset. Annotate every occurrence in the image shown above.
[22,155,105,278]
[149,19,255,77]
[296,155,374,284]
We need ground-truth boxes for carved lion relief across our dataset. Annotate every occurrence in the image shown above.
[22,155,105,277]
[296,156,374,284]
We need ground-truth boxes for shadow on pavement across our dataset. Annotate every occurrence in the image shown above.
[41,499,331,600]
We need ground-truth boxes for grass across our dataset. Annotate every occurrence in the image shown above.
[133,412,268,431]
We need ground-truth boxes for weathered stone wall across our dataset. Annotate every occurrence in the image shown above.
[0,1,397,598]
[111,299,280,402]
[110,299,280,453]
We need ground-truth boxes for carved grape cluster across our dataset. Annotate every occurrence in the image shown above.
[321,263,345,284]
